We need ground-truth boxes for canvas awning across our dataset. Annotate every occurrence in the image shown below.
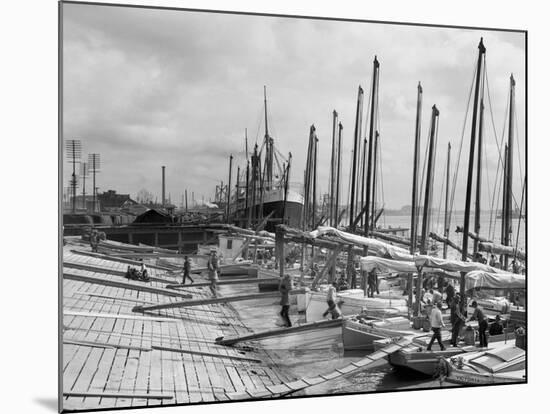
[414,255,502,274]
[465,270,526,290]
[310,226,413,261]
[360,256,417,273]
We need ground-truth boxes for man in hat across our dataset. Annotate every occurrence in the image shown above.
[489,314,504,336]
[469,300,488,347]
[278,274,293,327]
[450,294,466,346]
[207,250,219,297]
[427,302,446,351]
[182,256,194,285]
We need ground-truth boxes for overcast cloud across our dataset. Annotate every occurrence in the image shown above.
[62,3,525,211]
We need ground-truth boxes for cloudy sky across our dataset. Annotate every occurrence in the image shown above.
[62,2,525,211]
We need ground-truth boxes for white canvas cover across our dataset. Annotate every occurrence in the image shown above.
[360,256,417,273]
[310,226,413,260]
[465,270,525,290]
[414,255,502,273]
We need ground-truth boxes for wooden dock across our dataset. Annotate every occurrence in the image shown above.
[62,236,416,410]
[62,238,293,410]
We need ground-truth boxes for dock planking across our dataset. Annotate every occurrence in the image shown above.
[62,239,342,410]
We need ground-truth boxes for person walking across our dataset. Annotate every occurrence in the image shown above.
[427,302,446,351]
[182,256,194,285]
[207,250,219,297]
[278,274,293,327]
[469,300,489,347]
[322,282,341,319]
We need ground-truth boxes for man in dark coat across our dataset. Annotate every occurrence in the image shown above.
[182,256,194,285]
[278,274,293,327]
[470,300,489,347]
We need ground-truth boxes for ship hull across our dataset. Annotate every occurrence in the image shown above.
[232,191,303,231]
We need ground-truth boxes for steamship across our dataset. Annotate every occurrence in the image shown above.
[227,87,304,232]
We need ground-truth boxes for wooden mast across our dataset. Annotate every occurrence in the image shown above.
[410,82,423,255]
[503,74,515,269]
[312,135,318,229]
[460,38,486,299]
[420,105,439,255]
[443,142,451,259]
[415,104,439,315]
[349,86,364,231]
[226,154,233,223]
[335,122,343,227]
[474,98,485,255]
[370,131,379,232]
[364,56,380,238]
[282,153,292,225]
[330,110,338,227]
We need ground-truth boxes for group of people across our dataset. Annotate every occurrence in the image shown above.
[125,260,150,281]
[426,290,503,351]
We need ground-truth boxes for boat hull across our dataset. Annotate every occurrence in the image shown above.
[232,191,304,232]
[389,346,466,376]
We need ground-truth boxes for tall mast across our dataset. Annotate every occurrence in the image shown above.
[460,38,486,298]
[420,105,439,255]
[282,153,292,225]
[349,86,364,230]
[474,99,485,254]
[312,136,318,228]
[370,131,379,232]
[245,161,250,227]
[410,82,423,254]
[501,145,508,254]
[263,86,272,189]
[503,74,515,269]
[360,138,367,228]
[364,56,380,238]
[330,110,338,227]
[226,154,233,223]
[335,122,343,227]
[443,142,451,259]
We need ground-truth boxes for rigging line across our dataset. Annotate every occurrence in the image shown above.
[513,176,526,255]
[485,67,510,236]
[514,101,524,187]
[430,115,441,235]
[417,111,432,236]
[448,59,478,220]
[483,131,494,239]
[484,64,509,171]
[491,165,504,241]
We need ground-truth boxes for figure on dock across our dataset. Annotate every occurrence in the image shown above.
[207,250,219,297]
[89,229,99,252]
[182,256,194,285]
[367,268,379,297]
[322,282,341,320]
[469,300,488,347]
[139,259,149,281]
[450,293,466,347]
[278,274,293,327]
[427,302,446,351]
[489,314,504,336]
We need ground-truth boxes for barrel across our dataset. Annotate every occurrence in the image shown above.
[463,326,475,345]
[413,316,422,330]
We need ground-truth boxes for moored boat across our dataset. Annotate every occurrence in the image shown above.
[443,342,525,385]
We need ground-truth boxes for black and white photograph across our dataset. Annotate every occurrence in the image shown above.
[57,0,529,412]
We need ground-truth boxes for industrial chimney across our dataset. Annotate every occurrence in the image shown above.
[161,166,166,207]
